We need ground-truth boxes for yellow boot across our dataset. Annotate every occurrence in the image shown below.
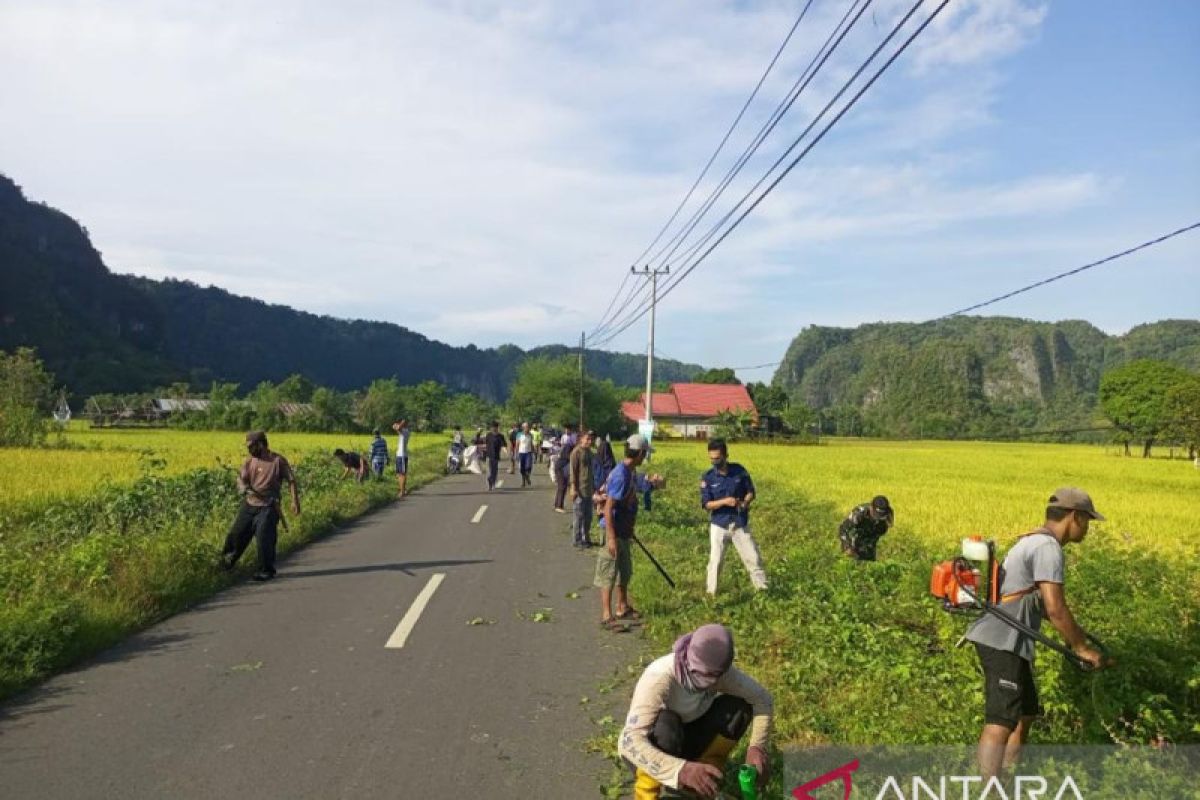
[634,768,663,800]
[697,734,739,772]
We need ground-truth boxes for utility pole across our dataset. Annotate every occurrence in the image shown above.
[631,265,670,442]
[578,331,586,431]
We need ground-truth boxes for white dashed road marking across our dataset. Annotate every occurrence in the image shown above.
[385,573,446,649]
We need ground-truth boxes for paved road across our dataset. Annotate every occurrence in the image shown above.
[0,469,635,799]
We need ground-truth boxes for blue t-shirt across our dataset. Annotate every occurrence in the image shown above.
[605,462,639,539]
[701,462,756,528]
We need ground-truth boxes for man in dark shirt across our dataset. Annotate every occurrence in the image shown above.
[700,438,767,595]
[553,423,577,512]
[483,420,508,491]
[838,496,893,560]
[334,448,367,482]
[220,431,301,581]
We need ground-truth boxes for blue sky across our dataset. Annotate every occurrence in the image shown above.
[1,1,1196,380]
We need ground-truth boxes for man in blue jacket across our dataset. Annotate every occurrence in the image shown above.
[700,439,767,596]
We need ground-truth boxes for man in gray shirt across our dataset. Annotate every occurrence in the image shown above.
[965,487,1109,779]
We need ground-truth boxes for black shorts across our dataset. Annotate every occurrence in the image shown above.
[975,643,1041,729]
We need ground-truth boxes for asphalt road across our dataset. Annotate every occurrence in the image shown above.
[0,467,636,799]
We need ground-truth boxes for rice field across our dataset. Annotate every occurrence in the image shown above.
[0,427,438,513]
[608,437,1199,752]
[648,438,1200,559]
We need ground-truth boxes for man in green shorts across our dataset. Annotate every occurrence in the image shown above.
[595,434,648,630]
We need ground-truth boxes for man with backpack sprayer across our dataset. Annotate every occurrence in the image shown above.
[219,431,301,581]
[964,488,1113,779]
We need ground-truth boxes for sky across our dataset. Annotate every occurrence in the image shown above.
[1,0,1197,380]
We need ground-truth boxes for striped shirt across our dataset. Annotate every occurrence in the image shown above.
[370,436,388,462]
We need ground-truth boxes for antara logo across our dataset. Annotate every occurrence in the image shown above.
[792,759,859,800]
[790,761,1086,800]
[872,775,1084,800]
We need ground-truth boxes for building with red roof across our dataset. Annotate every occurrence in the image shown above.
[621,383,758,438]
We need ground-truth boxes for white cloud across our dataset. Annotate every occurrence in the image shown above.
[8,0,1181,375]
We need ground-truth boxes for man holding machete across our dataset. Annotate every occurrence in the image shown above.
[219,431,301,581]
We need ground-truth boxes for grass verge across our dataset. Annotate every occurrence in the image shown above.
[0,439,444,700]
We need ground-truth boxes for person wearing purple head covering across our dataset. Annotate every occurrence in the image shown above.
[619,624,773,799]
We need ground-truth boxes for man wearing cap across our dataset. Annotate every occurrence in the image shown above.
[220,431,301,581]
[700,439,768,595]
[965,488,1110,779]
[596,434,650,628]
[838,495,894,561]
[619,623,773,799]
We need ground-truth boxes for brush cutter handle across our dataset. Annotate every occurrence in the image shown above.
[951,558,1106,673]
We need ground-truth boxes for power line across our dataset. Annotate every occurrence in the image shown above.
[590,0,825,343]
[594,0,926,346]
[592,0,950,349]
[644,0,874,273]
[629,0,817,269]
[731,362,782,371]
[937,221,1200,319]
[589,270,632,341]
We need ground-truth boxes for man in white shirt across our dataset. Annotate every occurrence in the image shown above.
[391,419,411,498]
[515,422,535,487]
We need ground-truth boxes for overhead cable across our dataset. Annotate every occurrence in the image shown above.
[591,0,951,348]
[937,221,1200,319]
[645,0,874,272]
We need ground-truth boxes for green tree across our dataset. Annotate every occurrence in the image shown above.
[0,348,54,446]
[506,357,622,433]
[204,381,252,430]
[693,367,741,385]
[711,408,753,440]
[1162,375,1200,459]
[746,382,789,417]
[781,400,816,436]
[409,380,449,432]
[444,392,497,432]
[276,374,315,403]
[1099,360,1194,457]
[306,387,354,432]
[356,379,407,432]
[245,381,284,431]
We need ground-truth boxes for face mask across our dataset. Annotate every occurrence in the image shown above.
[711,456,727,469]
[689,669,722,691]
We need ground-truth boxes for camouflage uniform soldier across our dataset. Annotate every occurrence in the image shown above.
[838,495,893,560]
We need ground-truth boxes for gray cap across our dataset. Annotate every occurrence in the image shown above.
[1048,487,1105,521]
[626,433,650,452]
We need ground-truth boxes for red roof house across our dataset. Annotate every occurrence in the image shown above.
[621,383,758,438]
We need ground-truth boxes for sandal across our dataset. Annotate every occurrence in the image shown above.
[600,618,629,632]
[615,608,642,621]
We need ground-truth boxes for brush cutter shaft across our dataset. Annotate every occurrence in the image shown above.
[952,557,1105,672]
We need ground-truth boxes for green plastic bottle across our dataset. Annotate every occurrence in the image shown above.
[738,764,759,800]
